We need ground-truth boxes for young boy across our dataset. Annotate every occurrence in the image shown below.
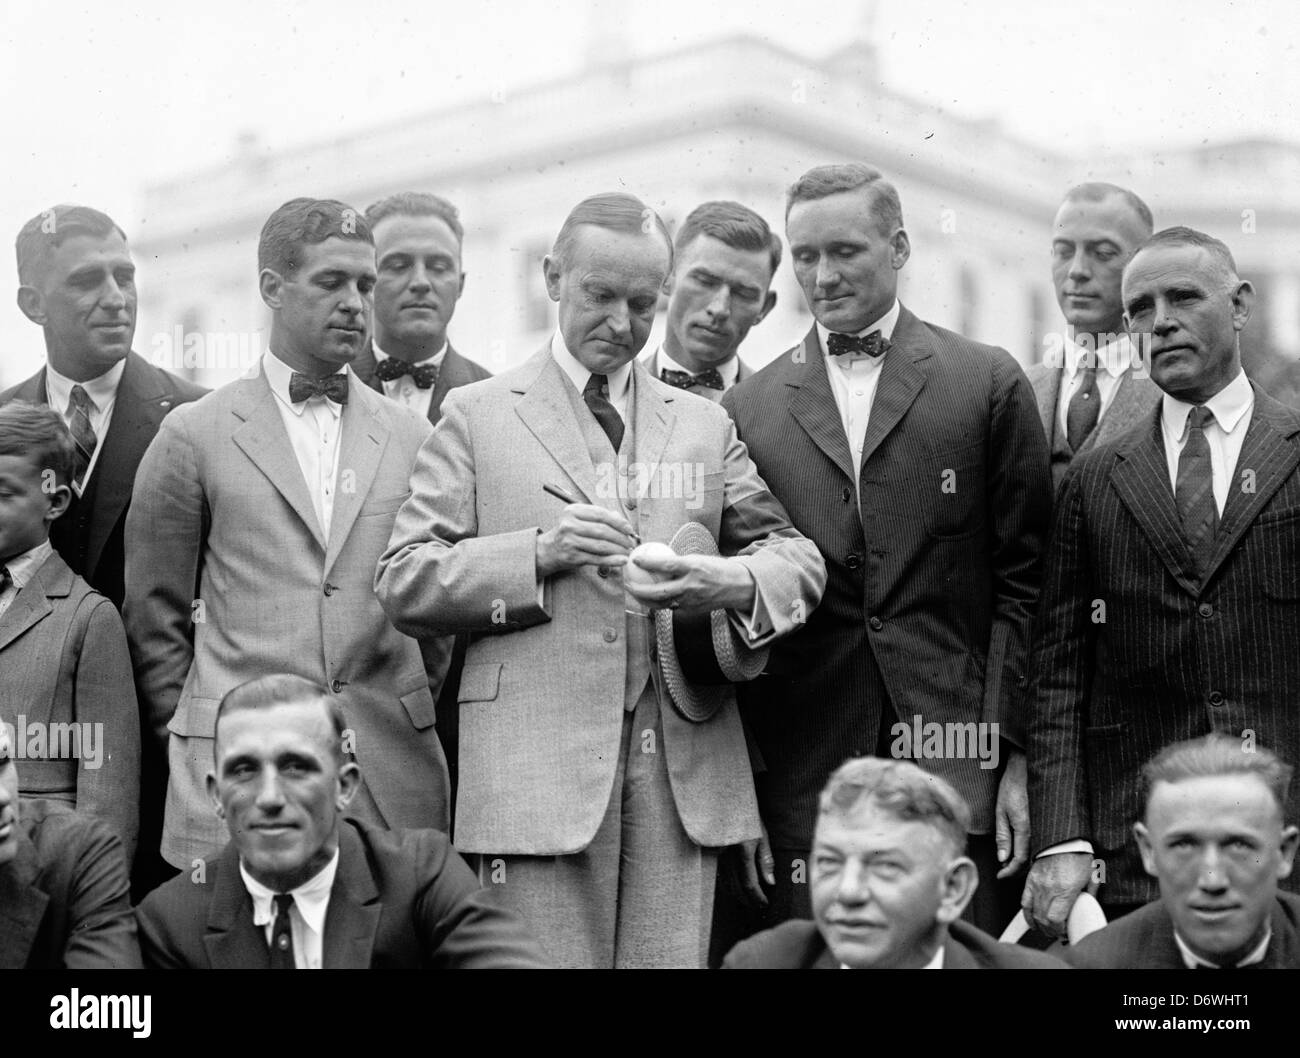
[0,401,138,861]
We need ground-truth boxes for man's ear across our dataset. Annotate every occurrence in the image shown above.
[1134,821,1158,877]
[890,228,912,271]
[1277,824,1299,880]
[934,855,978,925]
[16,286,46,326]
[207,772,224,819]
[44,481,72,523]
[755,290,777,325]
[457,271,467,299]
[1230,279,1255,333]
[542,255,562,303]
[661,268,677,298]
[259,268,285,310]
[336,761,361,809]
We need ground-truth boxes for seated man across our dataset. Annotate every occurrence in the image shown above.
[724,757,1067,969]
[135,674,548,968]
[0,715,141,968]
[1068,734,1300,969]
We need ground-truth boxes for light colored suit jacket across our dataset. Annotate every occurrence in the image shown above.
[0,551,139,861]
[1026,362,1159,458]
[124,367,450,868]
[376,348,825,856]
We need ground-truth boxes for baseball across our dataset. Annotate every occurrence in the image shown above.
[622,541,677,589]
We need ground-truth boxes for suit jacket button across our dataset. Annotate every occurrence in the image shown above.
[626,498,638,510]
[842,487,852,502]
[846,553,862,570]
[330,679,347,693]
[597,566,609,578]
[869,616,883,631]
[603,628,618,643]
[1208,690,1225,707]
[323,582,337,596]
[1197,602,1213,618]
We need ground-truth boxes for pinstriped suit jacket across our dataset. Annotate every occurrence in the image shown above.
[1027,384,1300,905]
[722,310,1053,847]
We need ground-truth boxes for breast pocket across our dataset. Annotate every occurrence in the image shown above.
[1257,506,1300,600]
[925,439,986,539]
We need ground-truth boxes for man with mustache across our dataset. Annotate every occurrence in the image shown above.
[1026,227,1300,936]
[124,198,451,873]
[1067,735,1300,968]
[640,200,779,402]
[134,675,547,968]
[1027,183,1160,496]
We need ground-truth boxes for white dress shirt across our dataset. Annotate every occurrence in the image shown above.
[373,340,447,420]
[240,849,340,970]
[816,299,902,488]
[655,345,740,390]
[1175,926,1270,969]
[841,945,944,969]
[1055,334,1136,438]
[550,331,632,421]
[263,350,346,538]
[45,358,127,495]
[1160,369,1254,517]
[0,539,53,619]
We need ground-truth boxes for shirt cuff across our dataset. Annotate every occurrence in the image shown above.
[726,575,771,645]
[1037,839,1093,857]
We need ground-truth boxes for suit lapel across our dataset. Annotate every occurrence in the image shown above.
[230,370,327,553]
[1202,387,1300,585]
[1094,371,1151,448]
[787,329,857,484]
[1035,365,1062,441]
[1110,409,1202,596]
[203,845,271,969]
[427,345,473,424]
[321,825,381,968]
[629,359,676,496]
[0,553,70,652]
[859,307,930,470]
[513,347,601,501]
[83,352,174,576]
[323,379,390,575]
[0,830,50,969]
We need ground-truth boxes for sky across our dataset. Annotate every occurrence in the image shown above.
[1,0,1296,385]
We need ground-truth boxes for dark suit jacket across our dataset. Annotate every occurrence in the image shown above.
[723,917,1069,969]
[352,340,492,427]
[0,799,141,968]
[135,817,549,968]
[1066,892,1300,968]
[0,351,206,609]
[1026,361,1160,494]
[722,312,1052,847]
[1027,385,1300,905]
[1,550,139,859]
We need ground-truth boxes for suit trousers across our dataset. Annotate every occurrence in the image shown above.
[478,680,718,968]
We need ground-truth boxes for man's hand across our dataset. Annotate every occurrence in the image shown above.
[1022,852,1093,940]
[994,748,1029,879]
[535,504,636,578]
[734,821,775,908]
[623,551,756,615]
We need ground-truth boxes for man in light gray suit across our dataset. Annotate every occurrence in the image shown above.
[1027,183,1160,495]
[377,192,826,968]
[124,198,450,872]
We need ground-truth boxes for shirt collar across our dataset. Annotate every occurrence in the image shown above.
[373,339,447,369]
[840,943,945,969]
[817,298,901,361]
[1174,924,1272,969]
[45,357,127,417]
[1161,368,1253,442]
[550,330,632,406]
[655,345,739,387]
[1064,332,1132,380]
[263,349,347,419]
[0,539,53,586]
[240,847,340,937]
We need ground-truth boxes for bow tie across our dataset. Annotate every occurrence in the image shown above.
[827,330,890,358]
[660,366,725,392]
[375,356,439,389]
[288,372,349,405]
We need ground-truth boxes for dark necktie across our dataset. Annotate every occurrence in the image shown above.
[660,366,725,392]
[375,356,439,389]
[269,893,296,969]
[288,372,349,405]
[67,384,99,489]
[1176,405,1219,579]
[1066,363,1101,451]
[0,567,11,596]
[583,373,624,454]
[827,330,889,358]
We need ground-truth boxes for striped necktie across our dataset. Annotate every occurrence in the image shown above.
[583,373,624,454]
[67,384,99,489]
[1176,405,1218,579]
